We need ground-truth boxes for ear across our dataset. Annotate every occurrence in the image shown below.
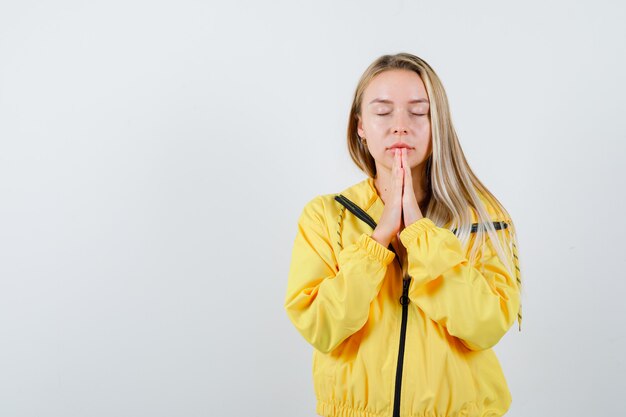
[356,114,364,138]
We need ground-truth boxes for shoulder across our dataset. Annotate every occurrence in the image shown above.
[299,193,343,222]
[294,194,344,254]
[299,178,369,222]
[472,190,513,227]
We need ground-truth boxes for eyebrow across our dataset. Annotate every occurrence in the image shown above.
[368,98,429,105]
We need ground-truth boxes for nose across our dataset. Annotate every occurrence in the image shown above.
[392,112,409,136]
[393,126,408,135]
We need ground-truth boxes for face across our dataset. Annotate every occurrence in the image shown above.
[357,69,432,173]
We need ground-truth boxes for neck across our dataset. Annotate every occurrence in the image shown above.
[374,163,430,211]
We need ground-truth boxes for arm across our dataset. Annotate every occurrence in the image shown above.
[399,217,520,351]
[284,196,396,353]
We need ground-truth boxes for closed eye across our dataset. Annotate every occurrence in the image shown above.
[377,113,427,116]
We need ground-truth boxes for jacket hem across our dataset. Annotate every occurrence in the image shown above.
[316,400,387,417]
[316,399,507,417]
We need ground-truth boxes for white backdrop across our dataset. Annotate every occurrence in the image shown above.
[1,1,625,416]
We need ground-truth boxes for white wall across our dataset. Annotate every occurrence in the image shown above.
[1,1,624,416]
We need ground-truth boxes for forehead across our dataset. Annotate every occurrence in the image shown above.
[363,69,428,103]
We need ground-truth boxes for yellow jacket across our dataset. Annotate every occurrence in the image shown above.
[284,177,521,417]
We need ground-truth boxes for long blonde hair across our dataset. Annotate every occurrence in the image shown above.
[347,53,523,331]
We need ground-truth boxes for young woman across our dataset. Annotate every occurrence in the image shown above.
[284,52,523,417]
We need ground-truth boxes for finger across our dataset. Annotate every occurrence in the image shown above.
[396,150,404,203]
[395,148,400,171]
[402,149,412,186]
[395,149,403,185]
[400,149,406,190]
[401,148,408,173]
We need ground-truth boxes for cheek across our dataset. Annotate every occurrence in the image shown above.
[370,143,387,156]
[416,118,431,131]
[366,119,387,130]
[416,121,431,142]
[414,121,432,153]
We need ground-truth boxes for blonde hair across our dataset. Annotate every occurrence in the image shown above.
[347,52,523,331]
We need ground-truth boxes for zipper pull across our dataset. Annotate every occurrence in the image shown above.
[399,277,410,306]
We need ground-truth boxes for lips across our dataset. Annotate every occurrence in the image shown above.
[388,143,414,150]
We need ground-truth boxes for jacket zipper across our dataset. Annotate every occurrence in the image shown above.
[334,195,377,229]
[392,276,411,417]
[334,194,412,417]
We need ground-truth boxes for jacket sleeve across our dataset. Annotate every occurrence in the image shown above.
[399,217,520,351]
[284,196,396,353]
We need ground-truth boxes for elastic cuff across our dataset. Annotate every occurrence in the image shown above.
[357,233,395,266]
[399,217,437,246]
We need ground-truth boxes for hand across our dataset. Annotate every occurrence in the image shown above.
[400,148,424,230]
[370,148,404,248]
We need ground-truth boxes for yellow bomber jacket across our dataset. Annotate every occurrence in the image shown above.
[284,177,521,417]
